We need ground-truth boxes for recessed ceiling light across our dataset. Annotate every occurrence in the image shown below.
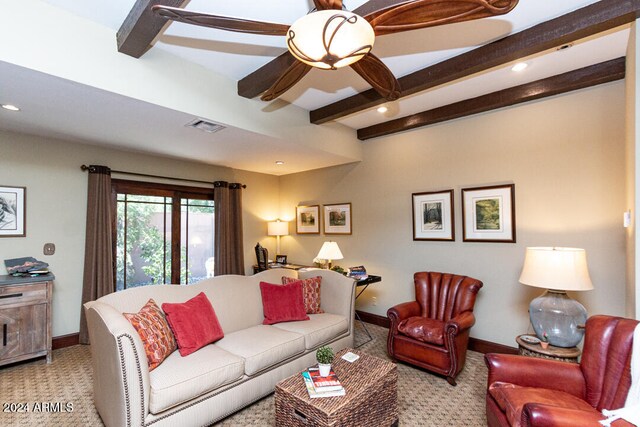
[511,62,528,72]
[1,104,20,111]
[275,161,285,165]
[377,106,388,114]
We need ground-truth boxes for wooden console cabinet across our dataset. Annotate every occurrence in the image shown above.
[0,274,53,366]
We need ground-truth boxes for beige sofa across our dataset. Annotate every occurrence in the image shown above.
[84,269,355,427]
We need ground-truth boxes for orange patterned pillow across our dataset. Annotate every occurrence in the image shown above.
[123,299,176,371]
[282,276,324,314]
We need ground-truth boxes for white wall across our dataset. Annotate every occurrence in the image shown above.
[0,130,280,337]
[280,82,627,346]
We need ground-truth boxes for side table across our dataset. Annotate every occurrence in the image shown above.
[0,274,54,366]
[516,334,581,363]
[353,275,381,347]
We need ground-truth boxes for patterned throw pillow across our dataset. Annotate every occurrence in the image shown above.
[282,276,324,314]
[123,299,177,371]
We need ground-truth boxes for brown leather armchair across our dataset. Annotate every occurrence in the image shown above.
[485,315,639,427]
[387,272,483,385]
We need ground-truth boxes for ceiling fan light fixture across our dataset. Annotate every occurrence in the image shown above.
[287,10,374,70]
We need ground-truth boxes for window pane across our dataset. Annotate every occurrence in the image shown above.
[116,195,171,289]
[181,199,215,284]
[127,194,169,204]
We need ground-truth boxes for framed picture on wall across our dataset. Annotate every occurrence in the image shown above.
[324,203,352,235]
[461,184,515,243]
[296,205,320,234]
[0,185,26,237]
[412,190,455,241]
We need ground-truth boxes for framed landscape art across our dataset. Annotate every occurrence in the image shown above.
[461,184,515,243]
[0,185,26,237]
[412,189,454,241]
[296,205,320,234]
[323,203,352,235]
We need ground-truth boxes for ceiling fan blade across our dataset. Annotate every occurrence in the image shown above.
[261,59,313,101]
[350,54,400,101]
[364,0,519,35]
[152,5,290,36]
[313,0,344,10]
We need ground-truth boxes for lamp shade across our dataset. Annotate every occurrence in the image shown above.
[316,241,344,261]
[519,247,593,291]
[267,220,289,236]
[287,10,374,70]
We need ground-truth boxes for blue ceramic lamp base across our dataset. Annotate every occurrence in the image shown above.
[529,289,587,348]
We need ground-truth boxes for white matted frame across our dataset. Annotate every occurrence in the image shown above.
[0,185,26,237]
[412,189,455,241]
[323,203,352,235]
[296,205,320,234]
[462,184,515,243]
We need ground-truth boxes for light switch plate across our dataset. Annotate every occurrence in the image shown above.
[43,243,55,255]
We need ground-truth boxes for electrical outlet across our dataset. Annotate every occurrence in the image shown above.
[372,297,378,306]
[43,243,55,255]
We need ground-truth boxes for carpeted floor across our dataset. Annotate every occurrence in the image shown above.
[0,323,488,426]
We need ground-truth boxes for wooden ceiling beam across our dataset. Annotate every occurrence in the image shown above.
[236,0,409,99]
[117,0,189,58]
[311,0,640,124]
[356,57,625,140]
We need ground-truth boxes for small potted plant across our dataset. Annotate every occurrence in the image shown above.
[540,332,549,349]
[316,346,334,377]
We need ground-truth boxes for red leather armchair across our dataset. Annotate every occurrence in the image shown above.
[387,272,483,385]
[485,315,639,427]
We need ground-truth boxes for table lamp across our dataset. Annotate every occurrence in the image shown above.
[519,247,594,348]
[316,241,343,269]
[267,220,289,256]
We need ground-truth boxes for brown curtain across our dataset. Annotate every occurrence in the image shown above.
[79,165,114,344]
[214,181,245,275]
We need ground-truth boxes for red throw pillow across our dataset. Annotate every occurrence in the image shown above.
[162,292,224,357]
[123,299,176,371]
[260,281,310,325]
[282,276,324,314]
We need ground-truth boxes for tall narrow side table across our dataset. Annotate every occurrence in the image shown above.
[353,275,381,347]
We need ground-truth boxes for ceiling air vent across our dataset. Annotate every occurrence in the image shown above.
[185,119,226,134]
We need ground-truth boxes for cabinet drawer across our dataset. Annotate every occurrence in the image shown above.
[0,283,48,306]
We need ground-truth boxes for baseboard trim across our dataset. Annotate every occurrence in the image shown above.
[52,333,80,350]
[356,310,518,355]
[356,310,390,328]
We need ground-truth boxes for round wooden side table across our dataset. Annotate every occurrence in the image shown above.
[516,334,581,363]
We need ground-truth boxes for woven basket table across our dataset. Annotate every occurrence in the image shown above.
[275,348,398,427]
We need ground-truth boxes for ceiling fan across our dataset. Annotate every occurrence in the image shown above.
[153,0,519,102]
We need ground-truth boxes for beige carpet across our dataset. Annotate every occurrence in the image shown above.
[0,323,488,426]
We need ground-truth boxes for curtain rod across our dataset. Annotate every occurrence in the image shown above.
[80,165,246,188]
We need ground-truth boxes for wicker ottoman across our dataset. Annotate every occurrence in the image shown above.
[275,348,398,427]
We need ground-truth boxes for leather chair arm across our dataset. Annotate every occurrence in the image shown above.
[445,311,475,335]
[485,353,585,398]
[387,301,420,324]
[521,403,634,427]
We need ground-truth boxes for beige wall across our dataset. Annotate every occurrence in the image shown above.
[280,82,627,346]
[627,22,640,319]
[0,130,280,337]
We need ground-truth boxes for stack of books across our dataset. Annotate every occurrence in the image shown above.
[348,265,368,280]
[301,367,345,398]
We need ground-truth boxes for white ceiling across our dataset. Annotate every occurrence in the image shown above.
[0,0,630,175]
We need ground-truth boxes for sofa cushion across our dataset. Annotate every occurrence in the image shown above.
[489,382,597,427]
[273,314,348,349]
[123,299,176,371]
[162,292,224,356]
[148,345,244,414]
[282,276,324,314]
[397,316,445,345]
[260,281,309,325]
[215,325,305,376]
